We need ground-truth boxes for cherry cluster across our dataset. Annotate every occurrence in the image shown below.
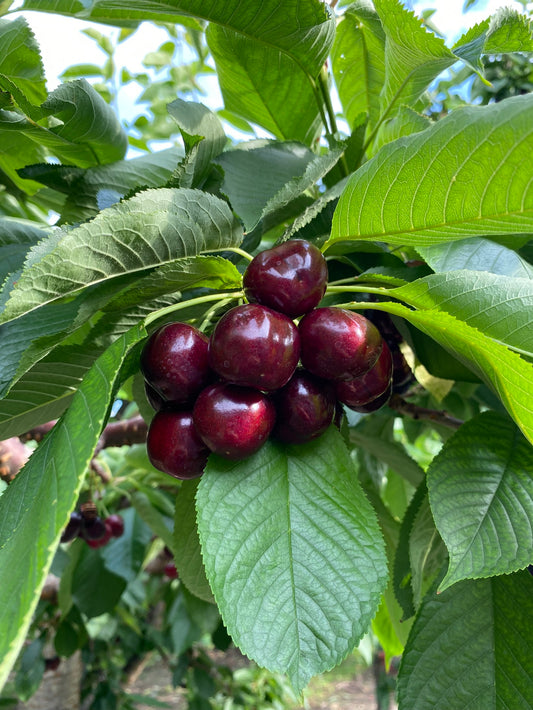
[60,506,124,548]
[141,240,398,481]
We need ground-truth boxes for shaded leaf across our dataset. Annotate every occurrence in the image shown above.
[428,412,533,590]
[362,301,533,445]
[0,323,146,689]
[174,479,214,604]
[418,236,533,279]
[397,570,533,709]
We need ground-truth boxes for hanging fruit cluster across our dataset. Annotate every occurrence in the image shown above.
[140,240,404,480]
[60,504,124,548]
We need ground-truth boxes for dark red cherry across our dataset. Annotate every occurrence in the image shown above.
[193,382,276,460]
[348,382,392,413]
[299,307,382,381]
[105,514,125,538]
[208,304,300,391]
[140,322,211,404]
[164,562,178,579]
[335,342,392,408]
[243,239,328,317]
[82,516,107,541]
[147,409,210,479]
[60,511,83,543]
[273,370,336,444]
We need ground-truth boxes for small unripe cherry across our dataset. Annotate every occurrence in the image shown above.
[105,514,125,538]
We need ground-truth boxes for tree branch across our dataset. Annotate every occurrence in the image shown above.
[388,393,463,430]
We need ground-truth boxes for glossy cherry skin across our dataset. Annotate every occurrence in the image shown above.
[147,409,210,479]
[105,514,125,538]
[82,516,107,541]
[348,381,392,413]
[60,511,83,543]
[243,239,328,318]
[299,307,383,381]
[140,323,211,404]
[273,370,336,444]
[335,342,392,408]
[193,383,276,460]
[208,304,300,391]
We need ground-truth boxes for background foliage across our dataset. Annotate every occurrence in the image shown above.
[0,0,532,708]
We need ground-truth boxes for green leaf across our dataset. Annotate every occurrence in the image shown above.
[453,8,533,71]
[0,322,145,689]
[207,25,321,145]
[21,0,334,76]
[373,0,456,118]
[0,218,47,284]
[196,427,388,692]
[349,428,425,488]
[370,106,431,158]
[397,570,533,709]
[393,481,428,621]
[331,2,385,132]
[18,146,183,222]
[167,98,226,186]
[327,94,533,249]
[0,188,243,324]
[130,490,174,553]
[418,236,533,279]
[0,17,47,107]
[389,271,533,357]
[71,546,127,618]
[0,118,47,193]
[0,345,96,438]
[100,256,243,313]
[362,301,533,445]
[0,81,128,169]
[427,412,533,590]
[216,141,338,232]
[39,79,128,165]
[174,479,215,604]
[409,492,447,609]
[101,507,152,583]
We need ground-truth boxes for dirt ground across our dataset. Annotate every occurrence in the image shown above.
[126,650,398,710]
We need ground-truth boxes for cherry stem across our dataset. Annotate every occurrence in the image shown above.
[209,246,254,262]
[326,284,393,297]
[388,394,464,430]
[144,291,244,327]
